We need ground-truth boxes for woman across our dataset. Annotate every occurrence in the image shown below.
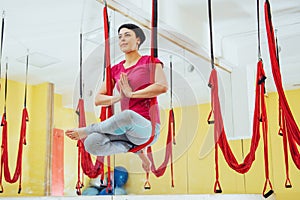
[65,23,168,172]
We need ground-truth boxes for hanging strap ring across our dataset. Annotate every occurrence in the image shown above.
[144,181,151,190]
[213,180,222,193]
[285,178,292,188]
[18,187,21,194]
[278,127,283,136]
[262,179,274,198]
[144,172,151,190]
[75,180,82,195]
[207,110,215,125]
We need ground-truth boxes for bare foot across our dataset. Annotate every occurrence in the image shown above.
[65,128,87,140]
[142,158,151,173]
[138,150,151,172]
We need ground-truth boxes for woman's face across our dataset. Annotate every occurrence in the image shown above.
[118,28,140,53]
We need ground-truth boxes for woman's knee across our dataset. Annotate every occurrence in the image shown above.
[120,110,136,119]
[84,136,97,155]
[83,134,107,155]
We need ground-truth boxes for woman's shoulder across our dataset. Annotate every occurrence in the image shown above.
[140,55,163,65]
[111,60,125,71]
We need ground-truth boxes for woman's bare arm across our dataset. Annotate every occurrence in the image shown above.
[94,80,122,106]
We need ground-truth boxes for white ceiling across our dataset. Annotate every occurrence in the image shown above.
[1,0,300,110]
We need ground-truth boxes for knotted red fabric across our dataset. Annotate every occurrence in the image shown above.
[264,0,300,188]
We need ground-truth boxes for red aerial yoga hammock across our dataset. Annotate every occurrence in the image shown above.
[99,0,114,192]
[130,0,175,189]
[144,56,176,189]
[207,0,273,197]
[127,0,159,154]
[0,55,29,194]
[74,3,111,194]
[102,0,175,189]
[264,0,300,188]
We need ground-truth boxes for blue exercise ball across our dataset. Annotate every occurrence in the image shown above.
[114,166,128,187]
[82,187,100,196]
[114,187,127,195]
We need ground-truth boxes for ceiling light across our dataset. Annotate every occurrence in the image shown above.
[16,52,61,68]
[84,27,104,45]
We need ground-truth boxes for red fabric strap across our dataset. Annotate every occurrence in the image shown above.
[0,108,28,193]
[214,144,221,193]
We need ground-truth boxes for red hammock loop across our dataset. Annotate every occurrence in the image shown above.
[209,67,260,173]
[208,60,273,194]
[143,108,175,187]
[0,107,29,193]
[0,16,29,194]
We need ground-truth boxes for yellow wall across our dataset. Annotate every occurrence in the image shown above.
[0,80,51,196]
[1,78,300,199]
[53,94,78,195]
[53,94,98,195]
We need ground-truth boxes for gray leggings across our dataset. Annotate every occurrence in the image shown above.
[83,110,160,156]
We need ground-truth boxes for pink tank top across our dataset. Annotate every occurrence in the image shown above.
[111,55,163,124]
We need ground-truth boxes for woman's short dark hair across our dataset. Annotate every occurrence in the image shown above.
[118,23,146,48]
